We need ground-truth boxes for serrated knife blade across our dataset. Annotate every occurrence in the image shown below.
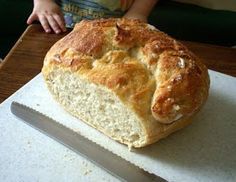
[11,101,166,182]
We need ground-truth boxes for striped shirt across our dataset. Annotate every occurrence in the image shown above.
[56,0,134,28]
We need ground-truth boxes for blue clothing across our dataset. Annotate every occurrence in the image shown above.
[56,0,134,28]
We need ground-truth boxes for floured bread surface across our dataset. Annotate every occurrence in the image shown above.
[42,18,210,148]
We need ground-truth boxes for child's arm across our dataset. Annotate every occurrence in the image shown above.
[124,0,158,22]
[27,0,66,34]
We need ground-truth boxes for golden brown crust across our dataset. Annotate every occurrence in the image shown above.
[42,18,210,147]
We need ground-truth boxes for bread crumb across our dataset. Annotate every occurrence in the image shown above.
[84,169,92,175]
[82,160,92,176]
[27,140,31,148]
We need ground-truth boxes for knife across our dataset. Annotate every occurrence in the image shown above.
[11,101,166,182]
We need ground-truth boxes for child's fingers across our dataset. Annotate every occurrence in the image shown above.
[38,15,51,33]
[27,13,37,24]
[47,15,61,34]
[53,14,66,32]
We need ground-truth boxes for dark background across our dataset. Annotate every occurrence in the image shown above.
[0,0,236,58]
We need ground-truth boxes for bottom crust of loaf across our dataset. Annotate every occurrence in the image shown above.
[43,66,195,148]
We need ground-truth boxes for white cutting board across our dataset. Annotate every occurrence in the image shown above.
[0,70,236,182]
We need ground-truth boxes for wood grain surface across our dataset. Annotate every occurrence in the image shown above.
[0,24,235,103]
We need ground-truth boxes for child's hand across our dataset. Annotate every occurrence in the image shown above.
[124,0,157,22]
[27,0,66,34]
[124,13,148,23]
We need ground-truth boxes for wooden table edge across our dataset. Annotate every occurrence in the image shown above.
[0,25,34,70]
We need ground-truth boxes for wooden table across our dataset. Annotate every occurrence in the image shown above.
[0,24,236,103]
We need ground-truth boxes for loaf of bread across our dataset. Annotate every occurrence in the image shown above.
[42,18,210,148]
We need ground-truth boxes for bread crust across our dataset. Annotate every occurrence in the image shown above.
[42,18,210,147]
